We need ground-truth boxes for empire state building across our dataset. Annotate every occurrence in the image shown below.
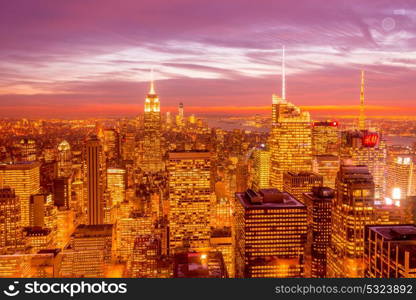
[142,77,163,172]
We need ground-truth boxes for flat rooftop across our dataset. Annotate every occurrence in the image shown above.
[236,188,305,209]
[71,224,113,238]
[168,150,210,160]
[369,225,416,241]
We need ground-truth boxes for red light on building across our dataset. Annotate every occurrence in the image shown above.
[362,133,379,147]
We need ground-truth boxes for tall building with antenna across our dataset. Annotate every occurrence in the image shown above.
[269,47,313,189]
[143,71,163,172]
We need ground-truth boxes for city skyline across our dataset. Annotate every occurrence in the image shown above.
[1,1,416,118]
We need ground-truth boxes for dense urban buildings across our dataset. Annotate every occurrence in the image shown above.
[0,54,414,280]
[235,189,307,278]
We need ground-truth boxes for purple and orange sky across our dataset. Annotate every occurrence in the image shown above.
[0,0,416,118]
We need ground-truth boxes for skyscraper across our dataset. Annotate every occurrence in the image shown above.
[303,187,334,278]
[53,177,71,209]
[57,140,72,177]
[143,73,163,172]
[341,130,387,199]
[312,154,340,189]
[235,188,307,278]
[86,136,104,225]
[252,145,271,191]
[106,168,126,206]
[283,171,323,202]
[327,165,375,277]
[311,121,339,156]
[0,162,40,227]
[0,188,22,254]
[167,151,211,251]
[269,48,312,190]
[364,225,416,278]
[387,156,415,200]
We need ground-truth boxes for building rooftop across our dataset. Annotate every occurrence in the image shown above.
[0,161,40,170]
[236,188,305,209]
[71,224,113,238]
[369,225,416,241]
[168,151,211,160]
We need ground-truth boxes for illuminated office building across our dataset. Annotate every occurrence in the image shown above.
[0,188,22,254]
[176,102,184,127]
[85,136,104,225]
[211,196,232,229]
[210,228,234,278]
[312,121,339,155]
[53,177,71,209]
[252,146,271,191]
[103,129,120,161]
[312,154,340,189]
[107,168,126,206]
[130,234,159,278]
[57,140,72,177]
[18,138,37,162]
[29,193,54,228]
[269,47,312,190]
[341,130,387,199]
[59,249,105,278]
[70,224,113,264]
[303,187,334,278]
[235,189,307,278]
[23,227,53,253]
[236,159,249,193]
[56,209,74,248]
[173,250,228,278]
[327,165,375,277]
[387,156,415,200]
[365,225,416,278]
[142,76,163,172]
[167,151,211,251]
[0,162,40,227]
[115,211,153,262]
[121,132,135,161]
[283,171,323,202]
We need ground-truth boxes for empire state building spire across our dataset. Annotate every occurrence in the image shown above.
[359,70,365,130]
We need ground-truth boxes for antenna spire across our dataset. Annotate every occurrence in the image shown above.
[359,70,365,130]
[282,46,286,100]
[149,68,155,94]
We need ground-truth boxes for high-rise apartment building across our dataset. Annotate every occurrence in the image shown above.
[235,188,307,278]
[167,151,211,251]
[303,187,334,278]
[0,162,40,227]
[365,225,416,278]
[130,234,159,278]
[142,78,163,172]
[283,171,323,202]
[327,165,375,277]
